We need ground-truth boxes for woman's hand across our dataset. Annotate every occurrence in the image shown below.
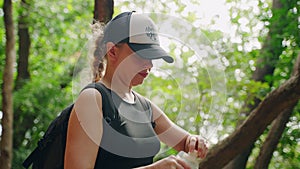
[185,135,209,159]
[145,155,191,169]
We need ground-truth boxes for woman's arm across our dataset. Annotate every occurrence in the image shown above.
[150,101,189,152]
[151,101,208,157]
[64,88,103,169]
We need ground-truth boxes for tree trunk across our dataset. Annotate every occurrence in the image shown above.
[198,53,300,168]
[224,0,285,168]
[253,105,295,169]
[93,0,114,23]
[13,0,32,150]
[253,53,300,169]
[0,0,16,168]
[16,0,31,89]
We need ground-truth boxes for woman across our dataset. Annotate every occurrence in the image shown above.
[64,11,208,169]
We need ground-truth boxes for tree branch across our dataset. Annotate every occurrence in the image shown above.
[253,52,300,169]
[199,53,300,169]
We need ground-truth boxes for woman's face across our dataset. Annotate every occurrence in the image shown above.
[112,43,153,87]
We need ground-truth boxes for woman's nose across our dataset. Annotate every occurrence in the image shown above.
[144,59,153,69]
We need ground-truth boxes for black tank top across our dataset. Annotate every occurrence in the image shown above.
[94,84,160,169]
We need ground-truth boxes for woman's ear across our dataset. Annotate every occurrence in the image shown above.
[106,42,117,60]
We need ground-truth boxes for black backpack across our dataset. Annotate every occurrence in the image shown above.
[22,83,150,169]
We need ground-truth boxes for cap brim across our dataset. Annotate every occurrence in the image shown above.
[128,44,174,63]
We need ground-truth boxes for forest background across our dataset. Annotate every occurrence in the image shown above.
[0,0,299,169]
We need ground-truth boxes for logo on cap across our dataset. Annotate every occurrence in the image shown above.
[145,26,158,42]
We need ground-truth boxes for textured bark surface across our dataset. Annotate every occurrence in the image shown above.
[0,0,16,168]
[16,0,31,89]
[93,0,114,23]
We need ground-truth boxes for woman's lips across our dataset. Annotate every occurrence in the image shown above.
[138,72,148,78]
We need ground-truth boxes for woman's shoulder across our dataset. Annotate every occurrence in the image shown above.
[80,87,103,97]
[74,88,103,112]
[78,87,102,101]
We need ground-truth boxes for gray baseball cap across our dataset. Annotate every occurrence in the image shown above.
[103,11,174,63]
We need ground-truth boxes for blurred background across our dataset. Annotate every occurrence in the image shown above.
[0,0,299,168]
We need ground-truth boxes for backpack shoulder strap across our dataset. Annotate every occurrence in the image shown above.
[83,82,119,123]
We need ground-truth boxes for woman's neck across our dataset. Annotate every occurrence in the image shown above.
[101,75,135,103]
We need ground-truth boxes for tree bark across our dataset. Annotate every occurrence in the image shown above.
[253,53,300,169]
[13,0,32,150]
[0,0,16,168]
[93,0,114,23]
[224,0,285,168]
[198,54,300,168]
[16,0,31,89]
[253,105,295,169]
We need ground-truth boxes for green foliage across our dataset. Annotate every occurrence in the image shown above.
[124,0,300,166]
[0,1,5,98]
[226,0,300,168]
[273,107,300,169]
[0,0,299,168]
[12,67,73,168]
[0,0,94,168]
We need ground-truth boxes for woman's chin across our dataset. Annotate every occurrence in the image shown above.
[131,79,145,87]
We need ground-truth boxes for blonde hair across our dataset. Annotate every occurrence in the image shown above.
[91,22,107,82]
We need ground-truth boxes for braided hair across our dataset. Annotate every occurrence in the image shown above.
[91,22,107,82]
